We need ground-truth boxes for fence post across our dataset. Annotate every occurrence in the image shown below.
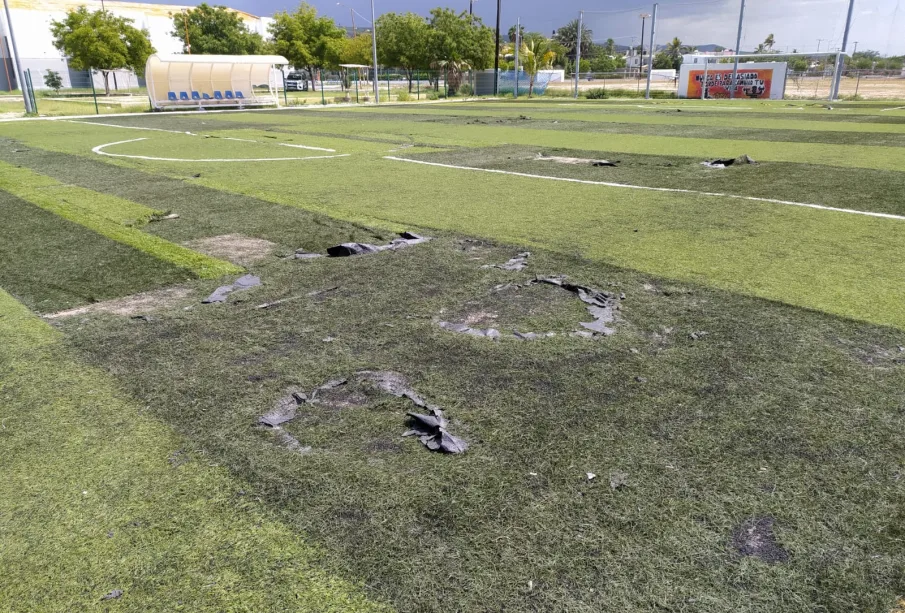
[355,69,359,103]
[320,70,326,105]
[386,70,390,101]
[445,67,448,97]
[90,68,99,114]
[25,69,36,114]
[417,74,420,100]
[281,70,288,106]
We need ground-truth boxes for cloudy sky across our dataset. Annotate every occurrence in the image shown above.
[159,0,904,55]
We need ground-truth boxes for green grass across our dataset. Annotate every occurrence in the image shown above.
[4,97,905,611]
[0,162,242,279]
[0,288,388,612]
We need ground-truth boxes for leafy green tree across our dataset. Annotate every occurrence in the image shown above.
[43,69,64,93]
[553,19,593,62]
[652,52,673,70]
[520,37,556,97]
[269,3,346,91]
[50,7,154,95]
[590,54,626,73]
[427,8,494,93]
[170,4,264,55]
[376,12,431,91]
[602,38,617,57]
[333,34,373,90]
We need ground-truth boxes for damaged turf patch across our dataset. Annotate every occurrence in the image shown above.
[731,516,790,564]
[43,287,194,320]
[183,234,278,267]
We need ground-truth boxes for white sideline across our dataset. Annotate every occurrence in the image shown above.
[882,106,905,112]
[279,143,336,152]
[384,156,905,222]
[64,119,197,135]
[93,138,350,163]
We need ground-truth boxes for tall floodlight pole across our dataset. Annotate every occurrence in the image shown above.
[644,3,658,99]
[730,0,745,99]
[514,16,520,98]
[573,11,583,98]
[2,0,32,113]
[370,0,379,103]
[493,0,501,95]
[830,0,855,100]
[638,13,649,88]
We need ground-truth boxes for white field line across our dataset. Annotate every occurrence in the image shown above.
[384,156,905,222]
[222,137,258,142]
[882,106,905,112]
[64,119,197,135]
[279,142,336,152]
[93,138,350,163]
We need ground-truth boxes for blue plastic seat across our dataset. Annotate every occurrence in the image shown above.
[224,91,234,100]
[202,93,211,100]
[191,91,201,101]
[167,91,177,102]
[235,91,245,99]
[214,91,223,100]
[179,91,189,101]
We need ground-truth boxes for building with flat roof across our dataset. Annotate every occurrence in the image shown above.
[0,0,270,90]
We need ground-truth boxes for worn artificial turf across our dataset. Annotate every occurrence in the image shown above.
[0,162,241,280]
[0,190,192,313]
[3,98,905,611]
[54,234,905,612]
[0,288,388,612]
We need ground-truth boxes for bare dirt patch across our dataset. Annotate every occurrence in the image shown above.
[731,516,790,563]
[44,287,193,319]
[183,234,277,266]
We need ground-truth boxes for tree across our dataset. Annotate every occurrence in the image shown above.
[334,33,373,90]
[520,37,556,97]
[170,3,264,55]
[755,34,776,54]
[602,38,617,57]
[662,37,691,70]
[269,3,346,92]
[653,52,674,70]
[376,12,431,91]
[43,69,63,93]
[427,8,494,93]
[50,7,154,95]
[554,19,593,62]
[508,23,525,43]
[590,54,625,73]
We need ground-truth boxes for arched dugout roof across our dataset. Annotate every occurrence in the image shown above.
[146,54,289,109]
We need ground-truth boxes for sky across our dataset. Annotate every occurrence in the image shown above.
[156,0,904,55]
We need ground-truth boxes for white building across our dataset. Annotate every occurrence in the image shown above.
[0,0,270,90]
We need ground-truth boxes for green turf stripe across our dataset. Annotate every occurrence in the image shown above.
[0,288,390,611]
[0,162,241,279]
[0,162,167,226]
[0,190,193,313]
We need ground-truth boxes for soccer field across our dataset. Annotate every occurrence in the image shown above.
[2,98,905,612]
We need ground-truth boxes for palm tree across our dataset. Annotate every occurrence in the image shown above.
[664,38,692,70]
[520,37,557,97]
[764,33,775,52]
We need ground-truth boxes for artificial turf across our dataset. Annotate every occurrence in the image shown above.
[0,288,387,612]
[3,97,905,611]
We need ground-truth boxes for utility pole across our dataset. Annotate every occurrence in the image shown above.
[852,41,858,56]
[638,13,649,87]
[514,16,520,98]
[644,3,658,99]
[573,11,583,98]
[469,0,475,15]
[493,0,501,95]
[730,0,745,99]
[2,0,32,112]
[182,9,192,54]
[370,0,379,103]
[830,0,855,100]
[816,38,825,53]
[351,9,356,36]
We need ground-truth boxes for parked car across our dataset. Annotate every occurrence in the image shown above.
[285,71,309,91]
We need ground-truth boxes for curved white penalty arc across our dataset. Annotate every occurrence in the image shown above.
[92,138,349,162]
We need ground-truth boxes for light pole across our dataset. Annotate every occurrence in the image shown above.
[470,0,477,15]
[2,0,32,112]
[493,0,501,95]
[370,0,379,103]
[182,9,191,54]
[638,13,650,88]
[730,0,745,99]
[337,2,357,36]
